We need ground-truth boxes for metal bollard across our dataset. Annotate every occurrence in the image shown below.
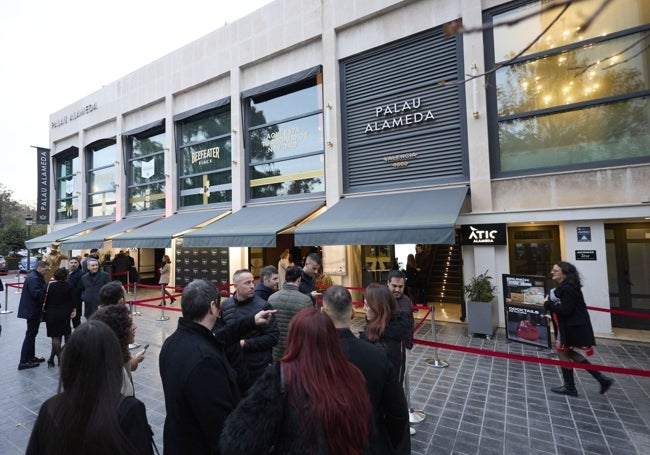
[1,285,13,314]
[14,272,22,294]
[425,304,449,368]
[405,350,426,423]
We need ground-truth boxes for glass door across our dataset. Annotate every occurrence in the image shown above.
[605,223,650,330]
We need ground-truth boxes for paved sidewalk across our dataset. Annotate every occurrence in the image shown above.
[1,275,649,454]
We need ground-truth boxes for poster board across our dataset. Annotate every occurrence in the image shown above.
[502,274,551,349]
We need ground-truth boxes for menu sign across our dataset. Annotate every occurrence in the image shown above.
[502,274,551,349]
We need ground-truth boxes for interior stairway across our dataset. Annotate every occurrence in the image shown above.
[425,244,463,305]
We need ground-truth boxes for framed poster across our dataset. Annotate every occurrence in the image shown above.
[502,274,551,349]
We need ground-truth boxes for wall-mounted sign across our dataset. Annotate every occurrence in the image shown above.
[51,102,98,129]
[365,97,435,134]
[575,250,597,261]
[460,224,507,246]
[577,226,591,242]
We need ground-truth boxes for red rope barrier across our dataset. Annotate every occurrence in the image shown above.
[412,337,650,377]
[587,306,650,319]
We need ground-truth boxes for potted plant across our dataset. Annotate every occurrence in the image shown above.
[464,270,499,339]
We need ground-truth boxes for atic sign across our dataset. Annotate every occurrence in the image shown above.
[460,224,507,246]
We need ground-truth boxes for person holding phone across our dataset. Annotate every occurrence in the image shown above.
[91,304,145,396]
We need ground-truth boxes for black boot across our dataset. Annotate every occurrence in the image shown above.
[551,368,578,397]
[583,362,614,394]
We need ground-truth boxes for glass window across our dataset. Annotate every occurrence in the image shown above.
[246,74,325,200]
[86,141,116,217]
[486,0,650,175]
[178,107,232,208]
[54,149,79,221]
[126,128,166,213]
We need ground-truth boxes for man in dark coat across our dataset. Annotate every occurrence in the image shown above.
[253,265,279,302]
[298,253,321,305]
[387,270,415,384]
[17,261,50,370]
[322,285,410,454]
[111,250,130,285]
[67,256,84,329]
[80,257,110,319]
[159,279,239,454]
[268,265,313,361]
[221,269,279,385]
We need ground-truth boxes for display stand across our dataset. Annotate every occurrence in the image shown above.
[425,306,449,368]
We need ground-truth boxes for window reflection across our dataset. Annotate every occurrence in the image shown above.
[178,107,232,207]
[86,141,116,217]
[487,0,650,175]
[55,150,78,221]
[246,74,325,200]
[126,128,166,213]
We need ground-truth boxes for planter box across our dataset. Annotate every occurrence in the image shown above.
[467,299,499,339]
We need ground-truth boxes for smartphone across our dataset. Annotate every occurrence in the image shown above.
[143,344,150,352]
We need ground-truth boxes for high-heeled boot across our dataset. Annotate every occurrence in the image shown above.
[581,360,614,394]
[551,368,578,396]
[47,353,55,368]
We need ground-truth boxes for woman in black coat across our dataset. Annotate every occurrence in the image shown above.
[44,268,76,366]
[360,283,411,387]
[544,261,614,397]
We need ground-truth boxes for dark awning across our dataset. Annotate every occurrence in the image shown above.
[111,210,229,249]
[183,200,324,248]
[294,187,468,245]
[25,220,112,249]
[59,215,162,251]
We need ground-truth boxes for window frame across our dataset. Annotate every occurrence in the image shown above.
[85,139,117,218]
[243,74,326,202]
[124,125,167,214]
[54,147,79,222]
[484,0,650,178]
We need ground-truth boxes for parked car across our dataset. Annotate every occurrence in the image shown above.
[19,257,39,273]
[0,255,7,274]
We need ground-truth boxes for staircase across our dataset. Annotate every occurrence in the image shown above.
[425,244,463,304]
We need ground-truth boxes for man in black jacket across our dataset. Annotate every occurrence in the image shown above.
[322,285,410,454]
[17,261,50,370]
[159,279,239,454]
[67,256,84,329]
[80,257,110,319]
[221,269,279,385]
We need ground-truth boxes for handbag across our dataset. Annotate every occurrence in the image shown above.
[40,283,51,323]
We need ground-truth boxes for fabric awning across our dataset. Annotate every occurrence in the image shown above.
[294,187,468,245]
[111,210,228,249]
[183,200,324,248]
[59,215,162,250]
[25,220,112,249]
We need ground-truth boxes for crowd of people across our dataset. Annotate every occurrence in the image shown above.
[17,244,612,453]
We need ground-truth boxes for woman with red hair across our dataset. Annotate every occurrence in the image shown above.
[220,307,371,454]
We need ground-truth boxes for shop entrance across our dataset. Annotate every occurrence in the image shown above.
[605,223,650,330]
[508,225,561,277]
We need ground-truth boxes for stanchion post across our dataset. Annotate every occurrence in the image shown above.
[157,305,170,321]
[1,285,13,314]
[129,299,141,317]
[425,305,449,368]
[405,350,426,423]
[14,272,22,294]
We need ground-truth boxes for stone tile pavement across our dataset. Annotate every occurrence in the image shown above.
[1,275,649,454]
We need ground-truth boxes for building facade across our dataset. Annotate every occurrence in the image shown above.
[42,0,650,334]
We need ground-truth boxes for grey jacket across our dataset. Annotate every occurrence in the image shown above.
[268,282,313,361]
